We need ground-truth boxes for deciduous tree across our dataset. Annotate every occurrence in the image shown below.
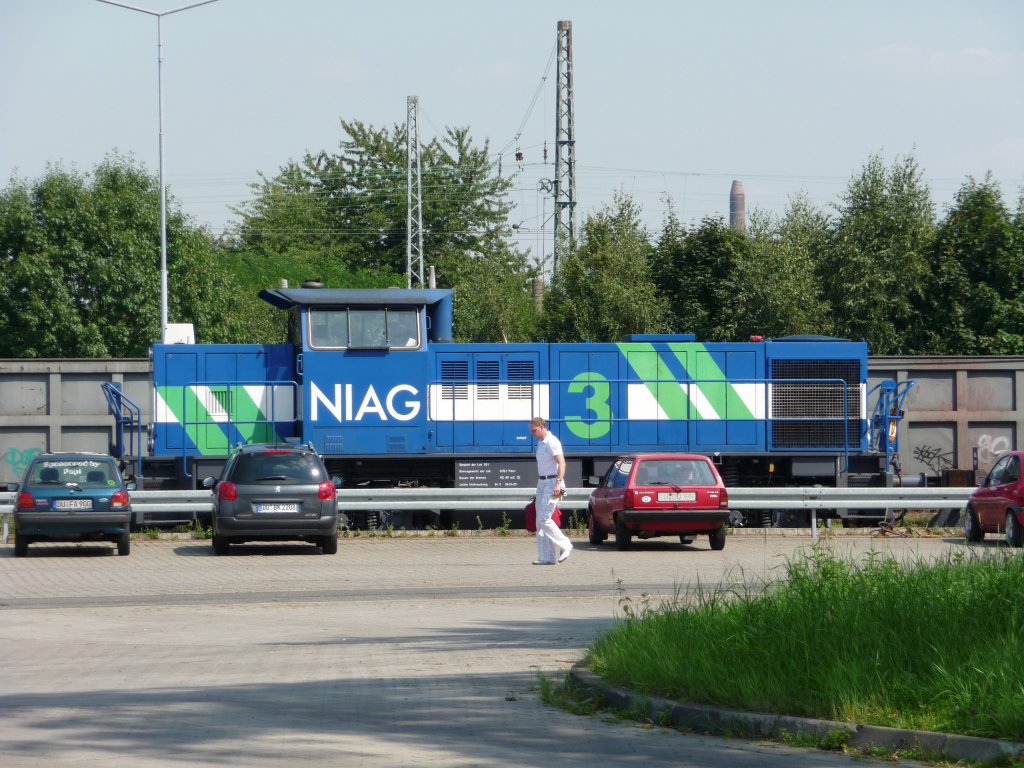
[914,176,1024,353]
[819,153,934,353]
[739,196,832,338]
[0,155,235,357]
[542,193,666,342]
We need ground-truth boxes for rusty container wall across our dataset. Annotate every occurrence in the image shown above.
[870,356,1024,480]
[0,359,151,484]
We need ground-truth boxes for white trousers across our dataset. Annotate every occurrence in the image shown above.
[535,480,572,562]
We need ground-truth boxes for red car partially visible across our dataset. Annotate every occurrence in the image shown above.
[964,450,1024,546]
[587,453,730,551]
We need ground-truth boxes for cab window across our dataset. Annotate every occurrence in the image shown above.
[308,307,420,350]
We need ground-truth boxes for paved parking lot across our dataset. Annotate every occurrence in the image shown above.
[0,531,961,767]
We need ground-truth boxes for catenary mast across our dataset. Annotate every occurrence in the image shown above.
[553,20,576,274]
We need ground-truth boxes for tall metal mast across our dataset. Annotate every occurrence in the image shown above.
[406,95,424,288]
[553,19,576,273]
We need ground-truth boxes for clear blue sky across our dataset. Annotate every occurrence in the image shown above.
[2,0,1022,266]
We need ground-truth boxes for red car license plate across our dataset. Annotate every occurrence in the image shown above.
[657,492,696,503]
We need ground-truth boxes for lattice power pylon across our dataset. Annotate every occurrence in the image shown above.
[406,95,424,289]
[553,19,576,274]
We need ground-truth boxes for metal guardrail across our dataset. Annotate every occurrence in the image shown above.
[1,487,975,544]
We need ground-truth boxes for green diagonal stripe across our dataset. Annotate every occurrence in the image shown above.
[616,342,756,421]
[158,385,228,454]
[616,343,691,419]
[160,385,280,453]
[228,386,277,444]
[673,344,755,420]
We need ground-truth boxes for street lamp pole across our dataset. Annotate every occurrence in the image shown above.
[96,0,219,339]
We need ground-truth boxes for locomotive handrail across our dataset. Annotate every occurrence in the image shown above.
[101,382,144,481]
[1,486,975,544]
[429,375,857,458]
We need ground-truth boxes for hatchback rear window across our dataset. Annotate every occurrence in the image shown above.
[31,461,115,486]
[232,453,324,483]
[635,459,716,486]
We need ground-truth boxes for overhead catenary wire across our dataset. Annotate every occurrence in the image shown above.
[496,41,558,160]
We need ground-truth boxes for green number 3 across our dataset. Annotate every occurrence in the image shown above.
[566,372,612,439]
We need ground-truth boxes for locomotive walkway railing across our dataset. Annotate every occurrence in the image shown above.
[1,487,974,545]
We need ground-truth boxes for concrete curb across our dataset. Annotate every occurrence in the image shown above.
[568,665,1024,764]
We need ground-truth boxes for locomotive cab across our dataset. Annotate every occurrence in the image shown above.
[259,286,454,352]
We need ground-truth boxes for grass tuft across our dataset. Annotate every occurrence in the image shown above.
[588,544,1024,741]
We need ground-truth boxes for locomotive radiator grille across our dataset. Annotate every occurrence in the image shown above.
[770,360,861,449]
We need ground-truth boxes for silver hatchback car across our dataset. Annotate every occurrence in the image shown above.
[202,444,340,555]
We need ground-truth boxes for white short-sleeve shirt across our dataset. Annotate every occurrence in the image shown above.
[536,431,564,477]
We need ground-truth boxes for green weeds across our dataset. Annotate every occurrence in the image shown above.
[588,544,1024,741]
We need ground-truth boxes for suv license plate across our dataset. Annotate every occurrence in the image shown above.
[257,503,299,513]
[54,499,92,510]
[658,492,696,503]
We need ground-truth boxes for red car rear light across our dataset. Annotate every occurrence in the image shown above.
[17,491,35,509]
[318,481,336,501]
[110,490,130,509]
[623,488,635,509]
[218,481,238,501]
[719,488,729,508]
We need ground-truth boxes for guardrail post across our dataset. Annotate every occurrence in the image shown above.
[811,509,817,539]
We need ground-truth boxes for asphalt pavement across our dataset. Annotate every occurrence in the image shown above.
[0,530,1008,767]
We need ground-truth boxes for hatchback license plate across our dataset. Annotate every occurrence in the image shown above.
[53,499,92,510]
[658,492,696,502]
[257,503,299,513]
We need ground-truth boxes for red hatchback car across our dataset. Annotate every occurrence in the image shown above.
[964,450,1024,546]
[587,453,730,551]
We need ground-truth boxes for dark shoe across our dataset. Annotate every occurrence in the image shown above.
[532,560,555,565]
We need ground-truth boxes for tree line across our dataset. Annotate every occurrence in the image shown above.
[2,122,1022,358]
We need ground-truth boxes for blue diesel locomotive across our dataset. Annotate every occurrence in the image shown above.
[108,286,910,527]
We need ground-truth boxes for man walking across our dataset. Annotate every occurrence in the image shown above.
[529,416,573,565]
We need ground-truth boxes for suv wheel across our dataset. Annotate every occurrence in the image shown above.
[212,535,230,556]
[14,535,29,557]
[614,518,632,551]
[319,531,339,555]
[1006,511,1024,548]
[117,528,131,556]
[587,509,607,545]
[709,526,726,551]
[964,506,983,543]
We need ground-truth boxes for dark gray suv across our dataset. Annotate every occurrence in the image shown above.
[202,444,340,555]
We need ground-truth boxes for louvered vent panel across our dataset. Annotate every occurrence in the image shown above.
[507,359,535,399]
[440,360,469,400]
[478,360,499,400]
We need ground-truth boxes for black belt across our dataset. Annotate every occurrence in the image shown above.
[539,475,558,480]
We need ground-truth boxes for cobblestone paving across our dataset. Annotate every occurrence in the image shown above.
[0,532,965,767]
